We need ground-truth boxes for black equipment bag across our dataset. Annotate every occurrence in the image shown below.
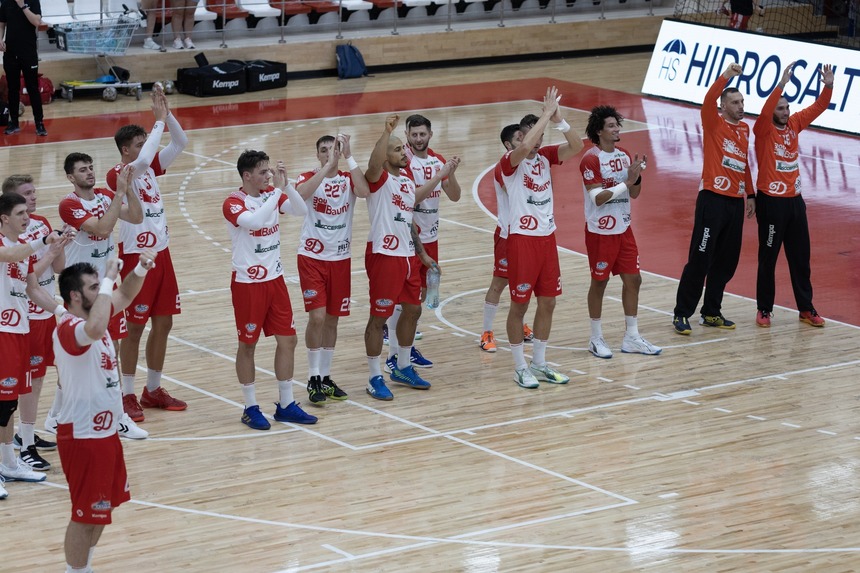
[176,61,247,97]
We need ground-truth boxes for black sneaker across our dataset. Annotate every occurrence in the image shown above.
[321,376,348,401]
[4,123,20,135]
[20,445,51,471]
[673,315,692,335]
[13,433,57,451]
[307,376,326,404]
[35,122,47,136]
[700,314,736,329]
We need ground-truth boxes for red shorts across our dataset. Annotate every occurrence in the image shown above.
[493,227,508,279]
[108,312,127,341]
[585,226,640,281]
[57,424,130,524]
[729,13,751,29]
[0,331,30,400]
[364,242,421,317]
[418,240,438,287]
[506,233,562,304]
[297,255,351,316]
[231,276,296,343]
[29,316,56,378]
[120,248,181,324]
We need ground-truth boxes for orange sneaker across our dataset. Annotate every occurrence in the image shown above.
[480,330,497,353]
[522,323,535,342]
[123,393,145,422]
[799,309,825,327]
[140,387,188,411]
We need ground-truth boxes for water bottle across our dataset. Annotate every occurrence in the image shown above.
[425,266,441,310]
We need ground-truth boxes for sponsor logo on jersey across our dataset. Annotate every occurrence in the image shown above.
[135,304,149,313]
[303,289,317,299]
[775,159,799,172]
[245,323,258,333]
[91,499,112,511]
[596,261,609,270]
[516,283,531,292]
[1,377,18,388]
[30,356,43,366]
[721,155,746,173]
[375,298,394,307]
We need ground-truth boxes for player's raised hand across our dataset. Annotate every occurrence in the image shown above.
[338,134,352,158]
[151,86,168,122]
[819,64,834,88]
[272,161,288,190]
[445,156,461,176]
[626,154,645,186]
[105,258,122,282]
[384,115,399,133]
[543,86,560,118]
[723,63,743,79]
[780,61,796,87]
[114,164,134,198]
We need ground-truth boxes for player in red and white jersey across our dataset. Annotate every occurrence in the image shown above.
[295,133,370,405]
[673,63,756,335]
[53,248,155,573]
[0,193,74,498]
[223,149,317,430]
[579,105,660,360]
[478,124,536,353]
[752,63,833,328]
[2,174,69,471]
[379,114,462,373]
[105,87,189,423]
[363,114,452,401]
[59,151,143,347]
[500,87,584,390]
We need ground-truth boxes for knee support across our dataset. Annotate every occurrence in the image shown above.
[0,399,19,427]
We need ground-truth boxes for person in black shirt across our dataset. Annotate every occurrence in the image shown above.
[0,0,47,136]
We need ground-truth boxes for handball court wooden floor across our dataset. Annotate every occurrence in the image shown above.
[4,54,860,572]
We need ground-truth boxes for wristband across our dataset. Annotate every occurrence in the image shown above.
[346,156,359,171]
[133,262,149,277]
[53,305,66,317]
[553,119,571,133]
[27,239,43,252]
[98,278,115,296]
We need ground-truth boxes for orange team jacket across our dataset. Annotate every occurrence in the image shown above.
[699,74,754,199]
[753,84,832,198]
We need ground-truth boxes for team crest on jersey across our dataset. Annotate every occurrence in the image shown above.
[303,289,317,299]
[583,168,595,181]
[516,283,531,293]
[30,356,43,366]
[135,304,150,313]
[1,377,18,388]
[71,208,88,219]
[245,323,258,333]
[230,204,243,214]
[596,261,608,270]
[375,298,394,307]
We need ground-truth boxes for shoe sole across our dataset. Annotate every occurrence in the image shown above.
[140,404,187,410]
[621,348,662,356]
[274,417,317,424]
[514,374,539,389]
[390,373,431,389]
[1,474,47,483]
[800,319,825,327]
[757,322,771,328]
[589,348,613,359]
[410,362,433,368]
[480,345,497,353]
[241,421,271,430]
[366,388,393,401]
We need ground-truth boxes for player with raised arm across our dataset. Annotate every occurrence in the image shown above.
[579,105,660,358]
[501,87,584,389]
[224,150,316,430]
[295,134,370,404]
[107,86,189,423]
[363,114,452,401]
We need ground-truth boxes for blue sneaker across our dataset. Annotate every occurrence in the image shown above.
[410,347,433,368]
[382,323,389,345]
[241,405,271,430]
[273,402,318,424]
[382,355,397,374]
[390,365,431,389]
[366,375,393,400]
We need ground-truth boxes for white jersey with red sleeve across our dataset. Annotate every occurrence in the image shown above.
[580,145,633,236]
[58,188,116,275]
[107,156,169,254]
[20,214,57,319]
[296,169,357,262]
[500,145,561,237]
[53,313,122,438]
[223,187,287,283]
[365,169,416,257]
[493,162,510,239]
[409,149,446,244]
[0,235,33,334]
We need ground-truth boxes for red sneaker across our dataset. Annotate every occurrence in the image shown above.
[522,323,535,342]
[123,393,145,422]
[140,387,188,411]
[799,310,825,327]
[756,310,771,327]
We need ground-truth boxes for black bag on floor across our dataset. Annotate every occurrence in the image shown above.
[176,61,246,97]
[242,60,287,92]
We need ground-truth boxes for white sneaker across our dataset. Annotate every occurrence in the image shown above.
[44,412,58,435]
[621,334,663,355]
[0,476,7,499]
[184,37,195,49]
[0,458,47,482]
[589,337,613,359]
[529,362,570,384]
[172,37,184,50]
[143,37,161,50]
[117,413,149,439]
[514,367,539,389]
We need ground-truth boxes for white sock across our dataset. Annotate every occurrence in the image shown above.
[625,316,639,338]
[121,374,136,396]
[368,356,382,379]
[397,346,411,370]
[320,347,334,377]
[511,343,527,371]
[482,301,498,332]
[532,339,547,366]
[49,386,63,416]
[590,318,603,340]
[87,546,95,569]
[241,383,257,408]
[307,348,320,378]
[387,306,402,358]
[146,369,162,393]
[1,443,16,467]
[278,380,294,406]
[20,422,35,449]
[66,565,88,573]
